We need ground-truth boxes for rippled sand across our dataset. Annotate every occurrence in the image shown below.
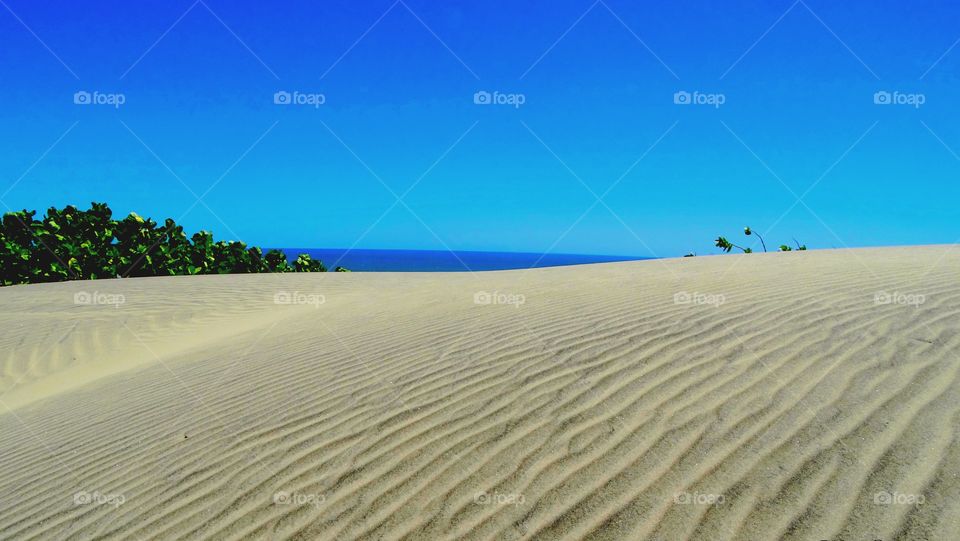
[1,246,958,540]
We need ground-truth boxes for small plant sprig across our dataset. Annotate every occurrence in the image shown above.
[714,236,752,253]
[778,238,807,251]
[743,227,766,252]
[714,227,806,254]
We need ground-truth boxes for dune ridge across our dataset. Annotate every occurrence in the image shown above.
[0,246,958,540]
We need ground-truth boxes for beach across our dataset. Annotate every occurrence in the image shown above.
[1,245,958,540]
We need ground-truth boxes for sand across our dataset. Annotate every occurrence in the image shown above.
[0,245,958,540]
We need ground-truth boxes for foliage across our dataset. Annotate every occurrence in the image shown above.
[714,227,805,254]
[779,238,807,251]
[0,202,340,286]
[714,236,752,253]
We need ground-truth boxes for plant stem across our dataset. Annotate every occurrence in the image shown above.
[754,231,767,252]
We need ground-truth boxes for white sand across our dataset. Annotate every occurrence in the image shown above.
[1,245,958,540]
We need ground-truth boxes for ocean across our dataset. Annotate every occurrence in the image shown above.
[277,248,650,272]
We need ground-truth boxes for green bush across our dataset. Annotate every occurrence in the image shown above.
[0,202,339,286]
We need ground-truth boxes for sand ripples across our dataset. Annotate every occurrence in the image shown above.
[0,247,958,540]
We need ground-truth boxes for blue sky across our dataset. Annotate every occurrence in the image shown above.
[1,0,958,257]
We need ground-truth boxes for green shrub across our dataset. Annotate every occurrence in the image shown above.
[0,202,340,286]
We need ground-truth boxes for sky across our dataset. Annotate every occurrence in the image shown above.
[1,0,958,257]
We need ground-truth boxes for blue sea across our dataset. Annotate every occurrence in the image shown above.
[277,248,650,272]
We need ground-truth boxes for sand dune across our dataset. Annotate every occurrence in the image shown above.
[1,246,958,540]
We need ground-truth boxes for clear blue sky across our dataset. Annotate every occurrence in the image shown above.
[1,0,958,257]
